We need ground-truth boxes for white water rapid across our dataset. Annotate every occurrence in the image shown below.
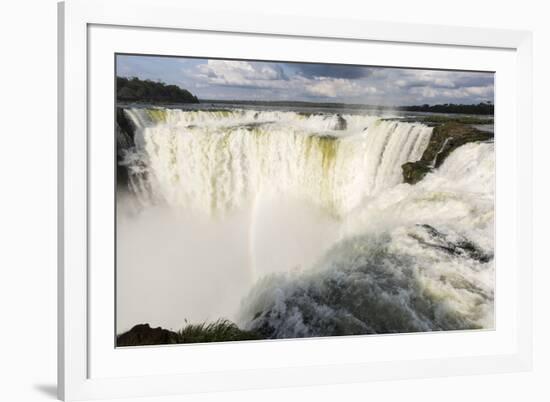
[120,108,433,217]
[116,107,494,337]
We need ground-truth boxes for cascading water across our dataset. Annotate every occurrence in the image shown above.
[116,106,494,336]
[120,108,432,217]
[239,142,495,337]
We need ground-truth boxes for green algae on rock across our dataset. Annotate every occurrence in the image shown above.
[402,122,493,185]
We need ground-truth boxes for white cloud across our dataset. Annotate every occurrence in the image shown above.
[464,86,493,97]
[182,58,494,103]
[304,77,377,98]
[409,83,493,101]
[194,62,381,99]
[393,70,459,89]
[195,60,285,87]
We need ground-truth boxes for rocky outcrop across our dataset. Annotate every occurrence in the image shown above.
[402,122,493,184]
[116,108,137,189]
[117,324,179,347]
[116,320,262,347]
[116,107,136,145]
[333,114,347,130]
[402,162,432,185]
[410,224,493,263]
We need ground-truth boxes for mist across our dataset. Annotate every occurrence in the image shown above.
[116,193,340,332]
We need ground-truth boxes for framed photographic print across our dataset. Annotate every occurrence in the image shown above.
[58,0,533,400]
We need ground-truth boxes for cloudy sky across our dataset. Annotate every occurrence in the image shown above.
[116,55,494,106]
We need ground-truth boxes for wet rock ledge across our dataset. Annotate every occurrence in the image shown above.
[117,320,262,347]
[402,122,493,185]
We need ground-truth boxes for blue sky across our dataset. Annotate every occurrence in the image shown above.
[116,55,494,106]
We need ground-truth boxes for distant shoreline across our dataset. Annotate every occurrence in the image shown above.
[197,99,494,115]
[116,76,493,115]
[117,100,494,117]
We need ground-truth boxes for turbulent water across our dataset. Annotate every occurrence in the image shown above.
[239,143,495,337]
[117,106,494,336]
[120,108,432,217]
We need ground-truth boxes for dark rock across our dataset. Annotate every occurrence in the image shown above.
[402,122,493,184]
[117,324,179,347]
[402,161,432,185]
[116,107,136,144]
[333,114,347,130]
[411,224,493,263]
[116,108,137,189]
[116,320,263,346]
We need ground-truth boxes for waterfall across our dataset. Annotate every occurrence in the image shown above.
[120,107,432,217]
[116,107,495,334]
[239,142,496,338]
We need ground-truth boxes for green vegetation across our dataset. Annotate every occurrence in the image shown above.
[398,102,493,115]
[117,76,199,104]
[201,100,494,115]
[176,320,262,343]
[402,122,494,184]
[389,115,493,126]
[117,319,262,347]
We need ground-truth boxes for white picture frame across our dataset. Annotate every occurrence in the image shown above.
[58,0,533,400]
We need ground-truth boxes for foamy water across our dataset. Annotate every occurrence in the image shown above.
[116,107,494,336]
[121,108,432,217]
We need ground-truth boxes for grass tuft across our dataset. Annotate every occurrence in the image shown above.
[177,319,262,343]
[117,319,262,347]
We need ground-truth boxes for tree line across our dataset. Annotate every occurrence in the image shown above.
[117,76,199,103]
[398,102,493,115]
